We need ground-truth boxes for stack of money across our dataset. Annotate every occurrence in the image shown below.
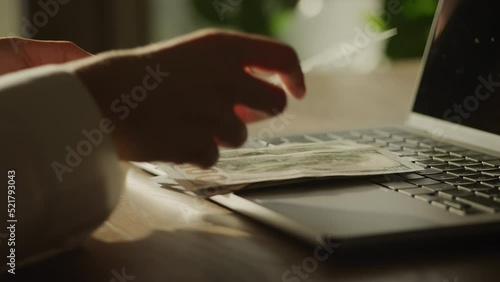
[151,140,422,197]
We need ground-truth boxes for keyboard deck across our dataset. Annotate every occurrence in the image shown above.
[258,127,500,216]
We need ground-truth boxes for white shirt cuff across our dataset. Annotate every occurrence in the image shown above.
[0,65,124,267]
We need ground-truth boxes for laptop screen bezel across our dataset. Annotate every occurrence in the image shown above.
[405,0,500,154]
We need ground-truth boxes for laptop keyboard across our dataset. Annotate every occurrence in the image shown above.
[258,127,500,216]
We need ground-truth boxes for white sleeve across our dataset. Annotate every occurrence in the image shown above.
[0,65,124,269]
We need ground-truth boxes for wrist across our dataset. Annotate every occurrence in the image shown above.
[68,54,121,121]
[66,52,149,160]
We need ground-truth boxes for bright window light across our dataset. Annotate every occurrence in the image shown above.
[298,0,324,18]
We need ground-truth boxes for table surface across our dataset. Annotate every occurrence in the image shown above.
[12,61,500,282]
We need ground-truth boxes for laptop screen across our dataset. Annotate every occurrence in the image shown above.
[413,0,500,135]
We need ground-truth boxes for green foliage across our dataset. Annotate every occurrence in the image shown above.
[191,0,299,36]
[381,0,438,59]
[192,0,438,59]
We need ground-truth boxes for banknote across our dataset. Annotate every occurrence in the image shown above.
[155,140,422,195]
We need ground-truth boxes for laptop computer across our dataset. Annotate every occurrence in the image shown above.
[203,0,500,249]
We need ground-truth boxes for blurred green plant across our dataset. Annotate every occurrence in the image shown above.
[376,0,438,59]
[192,0,437,59]
[191,0,299,37]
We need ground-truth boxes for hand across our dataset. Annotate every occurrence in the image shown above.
[0,37,91,75]
[72,29,306,167]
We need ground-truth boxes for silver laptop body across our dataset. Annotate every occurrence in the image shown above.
[211,0,500,248]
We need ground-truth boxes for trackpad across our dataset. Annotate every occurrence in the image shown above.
[237,179,447,238]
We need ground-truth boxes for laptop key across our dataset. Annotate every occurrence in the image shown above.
[374,139,391,145]
[383,146,403,151]
[466,155,500,162]
[433,156,464,162]
[431,164,462,172]
[416,168,442,175]
[476,189,500,199]
[418,152,449,158]
[450,150,482,157]
[456,195,500,213]
[481,179,500,188]
[381,181,418,190]
[481,182,500,188]
[417,139,444,146]
[407,155,432,161]
[428,173,459,181]
[407,178,441,186]
[419,142,435,148]
[482,170,500,177]
[399,188,434,196]
[483,160,500,167]
[393,151,417,157]
[444,178,475,186]
[401,144,426,153]
[448,207,482,216]
[375,137,403,143]
[443,199,470,210]
[439,189,474,200]
[416,160,445,167]
[403,135,428,141]
[458,183,494,192]
[372,129,393,136]
[389,142,416,148]
[448,207,466,216]
[449,159,479,166]
[447,169,479,177]
[405,138,423,145]
[415,194,441,203]
[403,147,433,153]
[464,164,497,172]
[422,183,457,192]
[420,140,447,147]
[463,174,497,182]
[435,145,467,153]
[361,135,375,141]
[392,133,417,140]
[369,142,387,148]
[431,200,449,209]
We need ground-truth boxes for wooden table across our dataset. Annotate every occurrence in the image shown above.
[10,61,500,282]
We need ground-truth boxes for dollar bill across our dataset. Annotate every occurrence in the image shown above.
[155,140,422,195]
